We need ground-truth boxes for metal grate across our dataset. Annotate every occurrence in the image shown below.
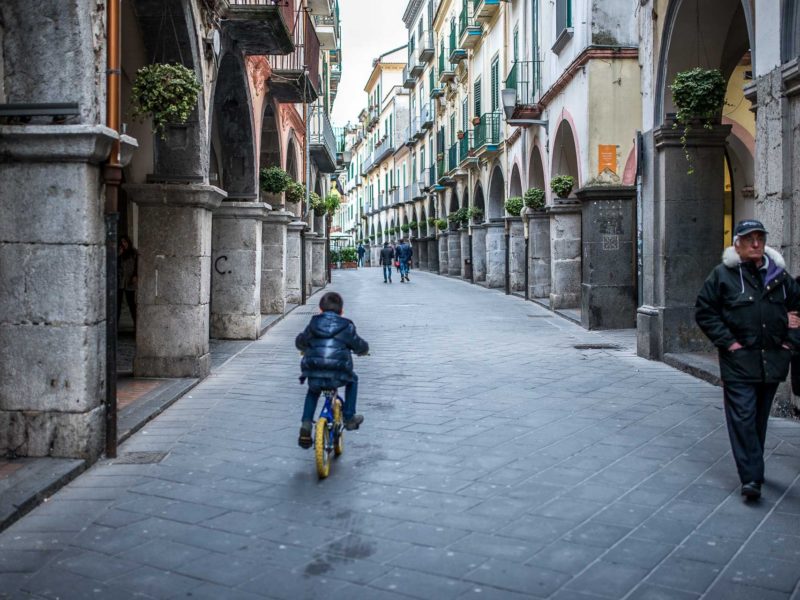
[573,344,621,350]
[112,451,168,464]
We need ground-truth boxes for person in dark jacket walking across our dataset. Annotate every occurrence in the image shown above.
[379,241,395,283]
[397,239,413,282]
[696,220,800,500]
[295,291,369,448]
[357,243,366,267]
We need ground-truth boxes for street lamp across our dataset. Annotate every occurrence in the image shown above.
[501,88,517,120]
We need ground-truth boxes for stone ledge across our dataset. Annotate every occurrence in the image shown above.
[124,183,226,211]
[0,125,117,163]
[212,202,270,220]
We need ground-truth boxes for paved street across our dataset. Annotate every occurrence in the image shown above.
[1,268,800,600]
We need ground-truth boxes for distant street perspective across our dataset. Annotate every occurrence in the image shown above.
[0,269,798,599]
[2,0,800,598]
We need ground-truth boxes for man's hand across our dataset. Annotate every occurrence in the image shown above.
[728,342,743,352]
[789,311,800,329]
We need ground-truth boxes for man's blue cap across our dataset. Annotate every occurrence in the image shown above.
[734,220,768,237]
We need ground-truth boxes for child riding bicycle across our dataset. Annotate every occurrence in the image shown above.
[295,292,369,448]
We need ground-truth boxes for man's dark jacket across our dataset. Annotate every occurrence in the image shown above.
[397,242,413,262]
[379,245,394,266]
[696,245,800,382]
[296,311,368,382]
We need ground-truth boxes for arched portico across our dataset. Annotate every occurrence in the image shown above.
[485,166,506,288]
[527,144,551,300]
[510,163,523,199]
[638,0,753,359]
[472,182,488,282]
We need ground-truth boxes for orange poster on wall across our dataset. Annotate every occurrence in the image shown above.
[598,145,618,175]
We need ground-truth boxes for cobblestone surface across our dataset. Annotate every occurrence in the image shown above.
[1,269,799,599]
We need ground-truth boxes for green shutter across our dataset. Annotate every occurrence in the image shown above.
[474,78,482,117]
[462,98,468,130]
[491,58,499,112]
[513,28,519,61]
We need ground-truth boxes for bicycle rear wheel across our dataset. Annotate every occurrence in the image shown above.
[333,400,344,456]
[315,417,331,478]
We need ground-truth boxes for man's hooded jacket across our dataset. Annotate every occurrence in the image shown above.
[696,245,800,382]
[295,311,368,382]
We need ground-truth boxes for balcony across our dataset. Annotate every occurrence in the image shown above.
[403,65,417,89]
[459,131,477,166]
[412,180,427,199]
[447,142,459,175]
[360,151,374,176]
[473,112,502,154]
[473,0,500,23]
[330,64,341,90]
[373,137,395,166]
[504,60,543,123]
[391,188,401,205]
[268,10,320,103]
[439,51,455,83]
[404,121,416,146]
[420,102,434,130]
[459,4,482,50]
[403,184,412,202]
[220,0,294,55]
[307,0,334,17]
[418,30,435,63]
[309,104,337,173]
[314,14,339,50]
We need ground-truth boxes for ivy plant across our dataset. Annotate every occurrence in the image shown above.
[132,63,202,137]
[285,180,305,204]
[427,217,436,226]
[435,218,448,231]
[259,167,290,194]
[310,192,325,216]
[670,67,727,174]
[505,196,524,216]
[400,223,410,233]
[467,206,483,221]
[524,188,546,210]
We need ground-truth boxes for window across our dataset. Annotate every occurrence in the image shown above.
[553,0,573,53]
[474,77,482,117]
[490,57,499,112]
[450,114,455,144]
[513,26,519,62]
[462,98,468,131]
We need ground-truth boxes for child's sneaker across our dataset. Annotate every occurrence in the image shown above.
[344,414,364,430]
[298,421,312,448]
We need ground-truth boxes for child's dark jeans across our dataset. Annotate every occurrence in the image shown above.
[302,374,359,422]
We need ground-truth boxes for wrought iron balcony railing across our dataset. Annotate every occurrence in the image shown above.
[309,103,337,173]
[473,112,502,150]
[268,8,321,102]
[505,60,542,108]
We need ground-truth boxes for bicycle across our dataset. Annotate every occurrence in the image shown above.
[314,388,345,479]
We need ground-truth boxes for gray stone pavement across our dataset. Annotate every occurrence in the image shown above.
[1,268,800,599]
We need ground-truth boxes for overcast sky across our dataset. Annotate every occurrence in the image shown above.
[330,0,409,128]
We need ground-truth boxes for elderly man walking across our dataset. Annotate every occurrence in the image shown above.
[696,220,800,500]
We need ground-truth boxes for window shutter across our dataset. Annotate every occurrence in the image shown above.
[474,78,482,117]
[462,98,468,130]
[491,58,499,112]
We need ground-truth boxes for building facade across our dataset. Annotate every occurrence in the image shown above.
[0,0,342,460]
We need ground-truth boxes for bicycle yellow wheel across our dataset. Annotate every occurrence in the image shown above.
[333,401,344,456]
[315,417,331,479]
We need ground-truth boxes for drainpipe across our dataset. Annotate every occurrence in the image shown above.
[502,0,511,296]
[104,0,122,459]
[301,0,309,305]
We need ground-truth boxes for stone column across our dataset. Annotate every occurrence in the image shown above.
[261,211,292,314]
[210,202,268,340]
[472,224,487,282]
[312,235,327,287]
[485,221,506,288]
[285,221,306,305]
[438,232,449,275]
[126,183,226,379]
[460,231,470,279]
[448,229,462,276]
[508,217,526,292]
[577,186,637,330]
[304,232,314,296]
[427,238,439,272]
[417,238,428,270]
[529,211,551,299]
[637,124,731,358]
[548,200,582,309]
[0,125,116,459]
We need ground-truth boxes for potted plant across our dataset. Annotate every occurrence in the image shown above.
[523,188,546,210]
[259,166,290,205]
[132,63,202,138]
[670,67,727,174]
[550,175,575,199]
[456,130,465,140]
[324,194,340,216]
[401,223,410,233]
[310,192,326,216]
[435,218,449,231]
[467,206,483,222]
[427,216,436,226]
[408,220,418,231]
[285,180,305,204]
[339,246,359,268]
[437,152,444,161]
[472,116,481,126]
[329,248,341,269]
[505,196,524,216]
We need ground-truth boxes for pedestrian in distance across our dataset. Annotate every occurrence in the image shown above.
[397,238,413,282]
[380,241,395,283]
[357,242,365,267]
[295,291,369,448]
[117,234,138,329]
[695,220,800,500]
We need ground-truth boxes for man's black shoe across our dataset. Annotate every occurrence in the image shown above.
[344,414,364,430]
[741,481,761,500]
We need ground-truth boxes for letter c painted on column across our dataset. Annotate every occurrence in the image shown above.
[215,255,231,275]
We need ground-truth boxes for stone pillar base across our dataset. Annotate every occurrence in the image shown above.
[427,238,439,272]
[312,235,327,287]
[472,225,487,281]
[548,200,582,310]
[211,202,269,340]
[508,218,525,292]
[125,183,225,379]
[285,221,306,305]
[262,211,292,314]
[529,211,551,298]
[304,232,314,296]
[448,230,462,276]
[460,231,470,278]
[438,233,449,274]
[485,222,506,288]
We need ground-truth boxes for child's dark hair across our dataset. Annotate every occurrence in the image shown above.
[319,292,344,313]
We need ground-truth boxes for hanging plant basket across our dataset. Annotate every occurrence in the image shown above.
[550,175,575,199]
[472,116,481,126]
[132,63,202,138]
[670,67,727,174]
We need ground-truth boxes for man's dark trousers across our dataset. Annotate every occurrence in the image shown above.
[723,381,778,484]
